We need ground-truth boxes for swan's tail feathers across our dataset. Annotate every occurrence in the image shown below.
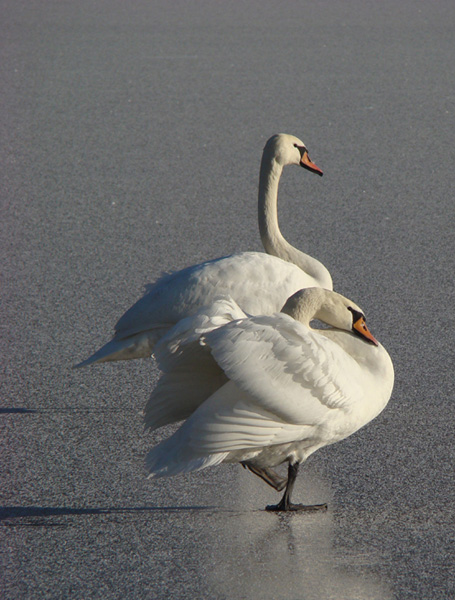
[74,329,169,368]
[146,431,228,479]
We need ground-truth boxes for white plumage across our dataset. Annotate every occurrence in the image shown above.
[145,288,394,511]
[76,134,331,367]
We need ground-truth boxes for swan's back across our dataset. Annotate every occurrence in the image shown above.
[115,251,331,340]
[76,251,330,367]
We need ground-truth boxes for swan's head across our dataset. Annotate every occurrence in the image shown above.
[281,288,379,346]
[264,133,323,176]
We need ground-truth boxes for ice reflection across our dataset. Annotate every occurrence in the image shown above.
[204,467,391,600]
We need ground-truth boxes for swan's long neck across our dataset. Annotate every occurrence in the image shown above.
[258,155,332,289]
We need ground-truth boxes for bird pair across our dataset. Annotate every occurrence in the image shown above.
[77,134,394,511]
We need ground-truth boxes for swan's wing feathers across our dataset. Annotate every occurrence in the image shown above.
[146,382,313,477]
[144,352,228,431]
[203,314,364,425]
[175,317,365,455]
[187,394,312,453]
[144,297,244,430]
[153,296,246,370]
[114,252,322,340]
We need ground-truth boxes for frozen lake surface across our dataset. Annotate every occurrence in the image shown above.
[2,1,454,598]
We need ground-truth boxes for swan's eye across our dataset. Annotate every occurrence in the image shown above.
[294,143,306,157]
[348,306,364,324]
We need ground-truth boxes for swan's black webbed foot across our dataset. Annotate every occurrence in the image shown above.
[264,461,328,512]
[266,500,328,512]
[241,462,287,491]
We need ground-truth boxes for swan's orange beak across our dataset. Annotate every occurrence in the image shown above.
[353,316,379,346]
[300,151,323,176]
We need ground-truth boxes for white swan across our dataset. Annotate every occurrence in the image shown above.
[145,288,394,512]
[76,134,331,367]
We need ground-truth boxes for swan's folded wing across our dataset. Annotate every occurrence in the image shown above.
[145,314,368,475]
[203,313,366,427]
[186,384,315,453]
[146,382,312,477]
[143,352,228,430]
[114,252,331,341]
[153,296,247,371]
[144,297,245,430]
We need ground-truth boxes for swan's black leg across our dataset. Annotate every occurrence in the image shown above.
[266,462,328,512]
[241,462,287,491]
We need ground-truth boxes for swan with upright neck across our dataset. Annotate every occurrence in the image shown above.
[145,288,394,511]
[76,134,332,367]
